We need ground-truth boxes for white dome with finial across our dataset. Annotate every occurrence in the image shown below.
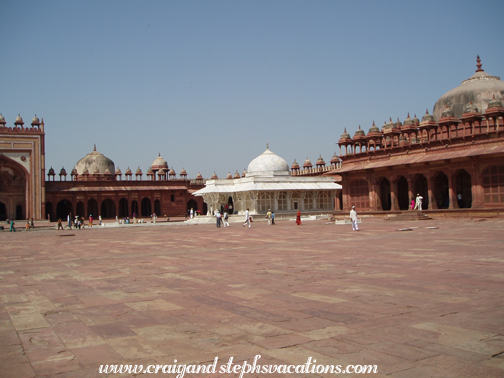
[246,143,290,177]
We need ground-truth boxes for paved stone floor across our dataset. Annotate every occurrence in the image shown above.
[1,217,504,378]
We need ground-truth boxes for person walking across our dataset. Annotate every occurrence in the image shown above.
[9,220,15,232]
[271,211,276,225]
[296,211,302,225]
[89,214,93,228]
[215,211,222,228]
[57,218,64,230]
[223,211,230,227]
[266,209,272,225]
[350,206,359,231]
[243,208,251,228]
[30,218,35,230]
[25,219,30,231]
[67,214,72,229]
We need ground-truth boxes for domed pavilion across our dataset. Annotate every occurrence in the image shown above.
[194,145,341,216]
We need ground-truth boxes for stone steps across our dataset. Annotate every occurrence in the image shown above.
[385,211,432,221]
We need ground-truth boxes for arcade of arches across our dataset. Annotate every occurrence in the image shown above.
[339,163,504,212]
[45,183,205,221]
[0,157,28,221]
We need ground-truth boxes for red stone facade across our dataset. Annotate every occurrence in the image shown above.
[327,104,504,213]
[45,177,205,221]
[0,115,46,221]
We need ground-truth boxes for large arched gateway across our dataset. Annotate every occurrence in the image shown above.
[0,156,28,220]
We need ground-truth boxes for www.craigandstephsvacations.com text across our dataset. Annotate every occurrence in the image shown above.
[98,355,378,376]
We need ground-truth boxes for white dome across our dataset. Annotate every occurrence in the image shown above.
[247,147,290,177]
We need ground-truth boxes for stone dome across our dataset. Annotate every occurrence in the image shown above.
[433,56,504,121]
[368,121,381,134]
[354,125,366,137]
[31,115,40,125]
[421,109,435,122]
[441,107,455,118]
[340,128,351,139]
[246,145,290,177]
[151,153,168,171]
[75,145,115,175]
[226,172,233,179]
[180,168,187,176]
[196,172,203,180]
[125,167,132,175]
[487,95,504,110]
[291,159,300,170]
[303,157,312,168]
[403,113,414,126]
[48,167,55,175]
[15,114,24,125]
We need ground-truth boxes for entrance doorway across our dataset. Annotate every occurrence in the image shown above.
[434,172,449,209]
[414,174,429,209]
[397,176,409,210]
[456,170,472,208]
[379,178,391,211]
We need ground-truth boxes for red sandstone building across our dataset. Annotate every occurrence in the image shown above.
[0,116,205,221]
[326,57,504,214]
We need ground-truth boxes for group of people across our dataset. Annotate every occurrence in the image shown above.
[266,209,276,225]
[214,210,230,228]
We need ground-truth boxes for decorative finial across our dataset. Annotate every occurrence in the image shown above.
[159,152,161,157]
[476,55,483,72]
[358,125,361,129]
[344,127,347,132]
[93,144,96,151]
[426,108,429,114]
[266,142,269,149]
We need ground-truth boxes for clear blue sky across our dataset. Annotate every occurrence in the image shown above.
[1,0,503,178]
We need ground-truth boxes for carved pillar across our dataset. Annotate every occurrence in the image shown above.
[447,170,456,210]
[407,176,414,207]
[369,173,378,211]
[390,177,399,211]
[427,174,436,210]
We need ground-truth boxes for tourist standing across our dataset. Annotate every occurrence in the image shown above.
[89,214,93,228]
[243,208,251,228]
[215,211,222,228]
[267,209,272,225]
[57,218,63,230]
[190,208,194,219]
[25,219,30,231]
[350,206,359,231]
[30,218,34,230]
[271,211,275,225]
[67,214,72,229]
[296,211,302,225]
[414,194,423,211]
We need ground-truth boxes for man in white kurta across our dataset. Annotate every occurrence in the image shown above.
[350,206,359,231]
[243,208,251,228]
[415,194,423,211]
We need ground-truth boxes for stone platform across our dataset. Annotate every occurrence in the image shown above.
[1,218,504,377]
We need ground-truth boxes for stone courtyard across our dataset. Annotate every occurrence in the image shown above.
[1,217,504,378]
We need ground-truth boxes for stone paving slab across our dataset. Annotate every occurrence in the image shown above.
[1,217,504,377]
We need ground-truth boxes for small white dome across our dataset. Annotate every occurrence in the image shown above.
[247,146,289,177]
